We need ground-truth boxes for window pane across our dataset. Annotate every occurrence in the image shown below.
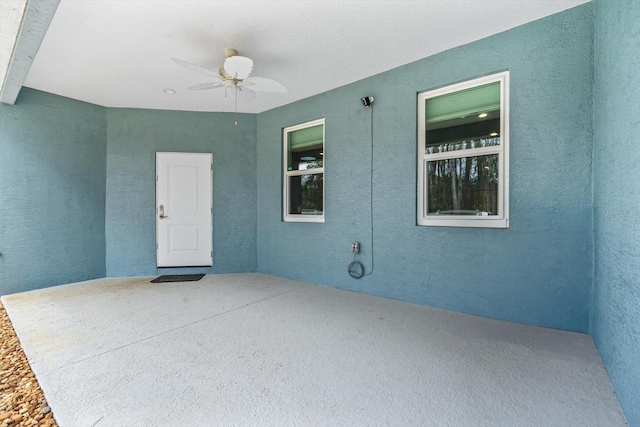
[425,81,500,154]
[288,173,323,215]
[426,154,499,215]
[425,136,500,155]
[287,124,323,171]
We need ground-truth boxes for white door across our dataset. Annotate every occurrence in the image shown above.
[156,152,213,267]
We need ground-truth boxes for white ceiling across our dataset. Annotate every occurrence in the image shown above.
[23,0,590,114]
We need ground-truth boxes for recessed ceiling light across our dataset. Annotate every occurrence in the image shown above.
[163,88,176,94]
[300,156,316,161]
[489,132,499,137]
[478,112,488,118]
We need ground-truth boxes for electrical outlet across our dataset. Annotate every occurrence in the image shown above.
[351,242,360,254]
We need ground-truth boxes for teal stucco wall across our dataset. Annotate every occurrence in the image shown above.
[0,88,106,294]
[592,0,640,425]
[256,4,594,332]
[105,108,257,276]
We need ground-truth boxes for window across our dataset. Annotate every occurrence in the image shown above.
[283,118,325,222]
[417,72,509,228]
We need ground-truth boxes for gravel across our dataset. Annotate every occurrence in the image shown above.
[0,300,57,426]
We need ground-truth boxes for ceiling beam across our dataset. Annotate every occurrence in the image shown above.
[1,0,59,105]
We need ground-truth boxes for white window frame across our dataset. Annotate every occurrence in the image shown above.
[417,71,510,228]
[283,118,325,223]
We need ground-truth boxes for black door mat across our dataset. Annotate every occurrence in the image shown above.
[150,274,205,283]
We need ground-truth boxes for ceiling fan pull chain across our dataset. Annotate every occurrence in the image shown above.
[235,85,238,125]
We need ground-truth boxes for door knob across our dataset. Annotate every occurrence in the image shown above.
[159,204,168,219]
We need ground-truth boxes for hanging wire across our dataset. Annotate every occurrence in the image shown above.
[348,253,365,279]
[349,102,375,279]
[234,85,238,125]
[362,103,375,277]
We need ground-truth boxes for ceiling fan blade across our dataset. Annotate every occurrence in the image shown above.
[243,77,287,93]
[224,56,253,80]
[187,82,225,91]
[238,86,256,103]
[171,58,221,78]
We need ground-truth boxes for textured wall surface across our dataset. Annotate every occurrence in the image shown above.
[592,0,640,425]
[105,109,257,276]
[0,88,106,294]
[257,4,594,332]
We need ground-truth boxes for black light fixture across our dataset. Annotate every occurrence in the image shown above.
[361,96,374,107]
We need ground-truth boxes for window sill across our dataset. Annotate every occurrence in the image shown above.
[284,215,325,223]
[418,217,509,228]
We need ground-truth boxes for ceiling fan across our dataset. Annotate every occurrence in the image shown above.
[172,48,287,123]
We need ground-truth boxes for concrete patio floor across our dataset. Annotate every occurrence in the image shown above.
[1,273,627,426]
